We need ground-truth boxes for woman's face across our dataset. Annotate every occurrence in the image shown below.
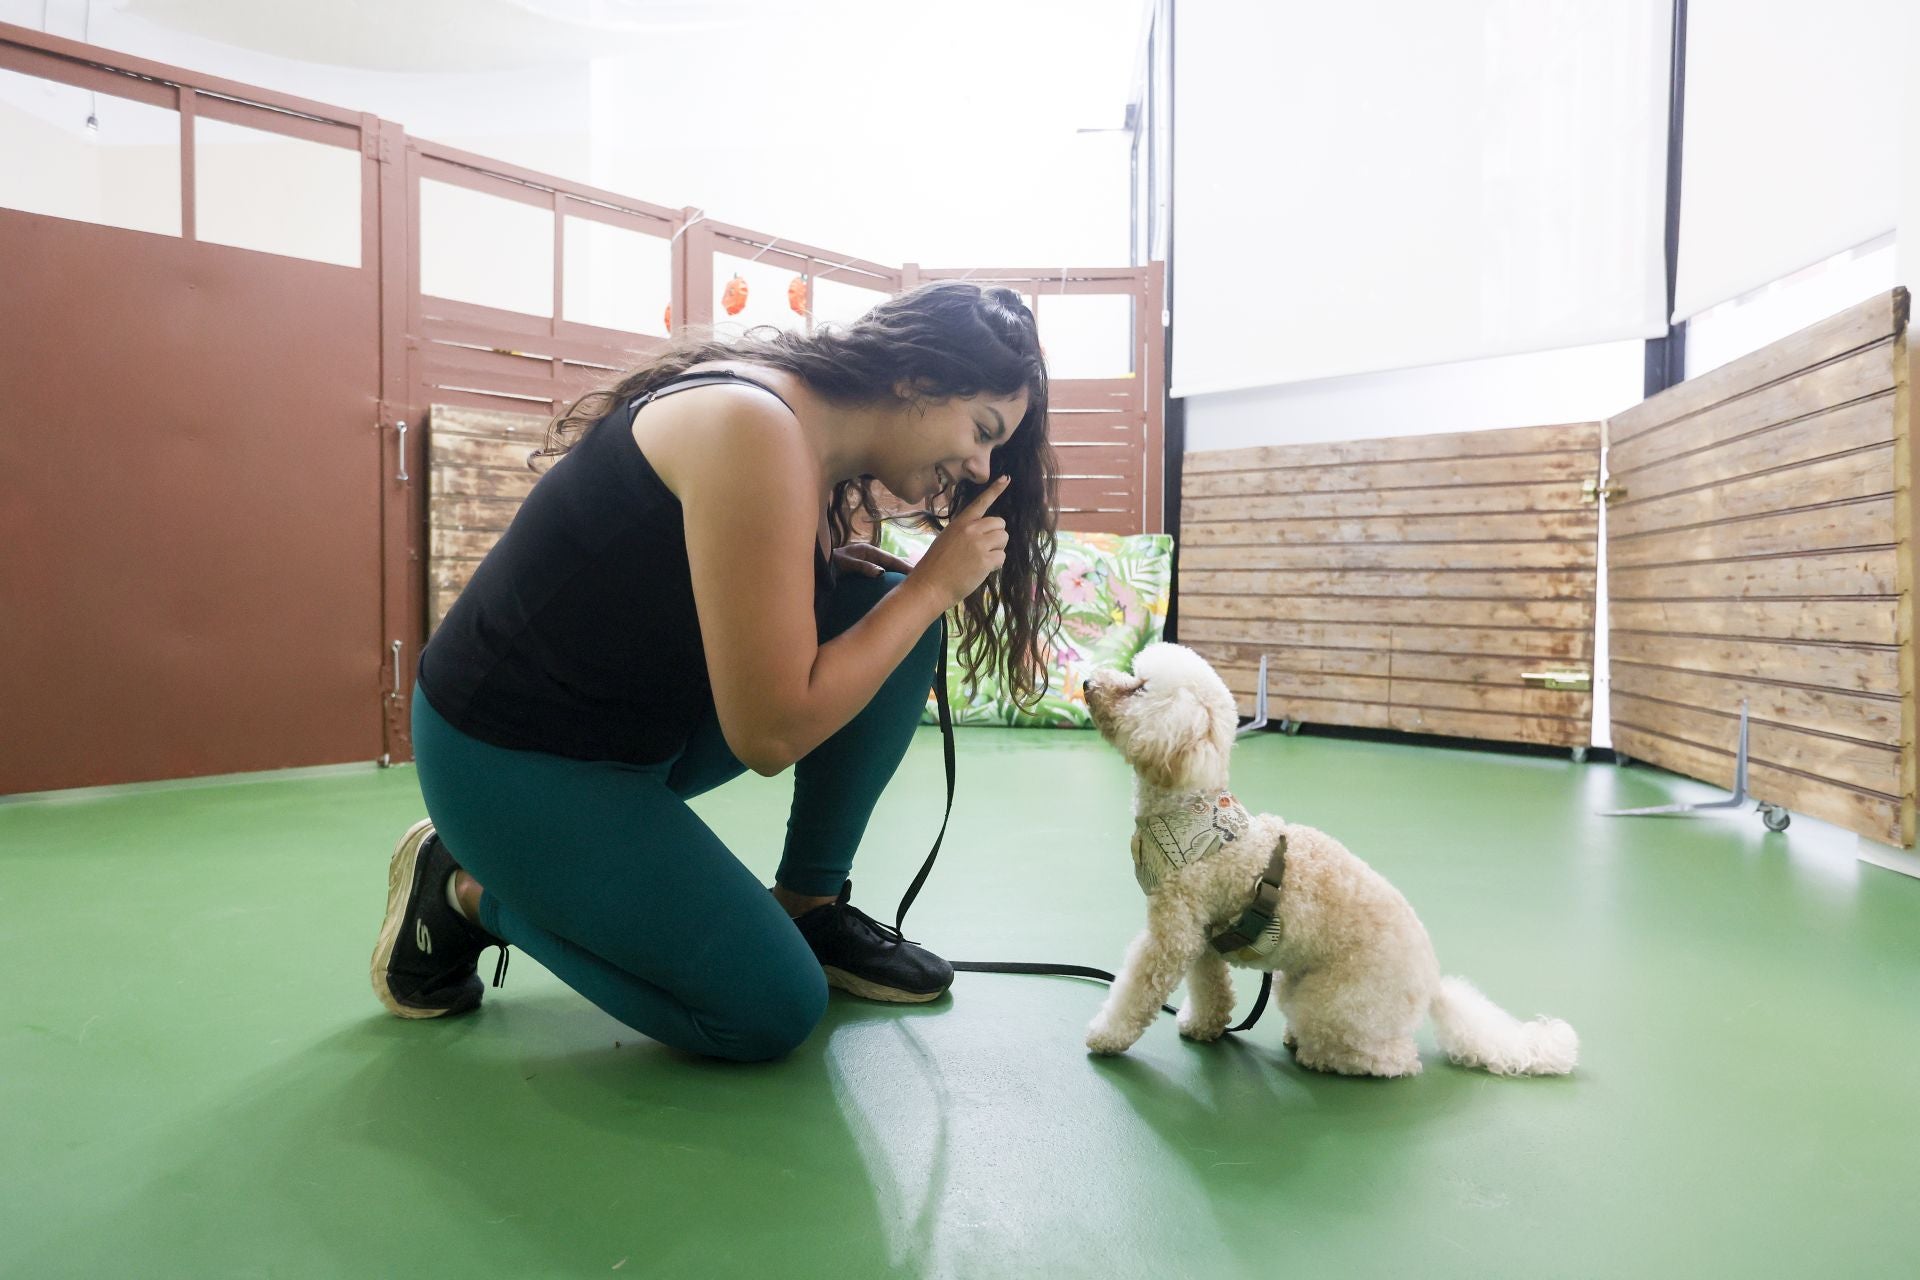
[887,387,1031,504]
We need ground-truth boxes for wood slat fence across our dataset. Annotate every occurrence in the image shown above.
[1178,423,1603,748]
[1606,288,1912,845]
[1175,289,1916,846]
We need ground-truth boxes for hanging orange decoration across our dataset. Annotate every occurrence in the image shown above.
[788,273,811,317]
[721,274,749,316]
[662,304,672,332]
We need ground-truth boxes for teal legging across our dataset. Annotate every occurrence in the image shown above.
[412,571,940,1062]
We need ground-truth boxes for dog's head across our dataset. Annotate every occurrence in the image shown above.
[1084,643,1239,791]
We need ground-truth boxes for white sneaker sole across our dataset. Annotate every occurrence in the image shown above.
[369,818,455,1019]
[821,964,945,1004]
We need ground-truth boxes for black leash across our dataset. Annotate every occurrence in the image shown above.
[890,618,1273,1035]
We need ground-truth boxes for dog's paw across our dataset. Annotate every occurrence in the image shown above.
[1085,1018,1138,1056]
[1177,1011,1228,1043]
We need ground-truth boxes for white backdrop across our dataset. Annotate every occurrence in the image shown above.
[1171,0,1673,397]
[1673,0,1903,322]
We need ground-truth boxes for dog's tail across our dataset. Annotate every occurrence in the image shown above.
[1428,976,1578,1076]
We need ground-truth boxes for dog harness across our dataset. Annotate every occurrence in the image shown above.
[1131,791,1288,962]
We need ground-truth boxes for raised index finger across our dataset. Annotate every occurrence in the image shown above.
[956,474,1012,522]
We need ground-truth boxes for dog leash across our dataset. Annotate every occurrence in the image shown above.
[889,619,1274,1035]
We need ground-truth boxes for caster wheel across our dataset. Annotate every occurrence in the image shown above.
[1571,747,1588,764]
[1615,752,1631,768]
[1761,805,1791,833]
[1280,719,1303,736]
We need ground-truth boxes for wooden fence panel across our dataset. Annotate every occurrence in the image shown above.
[426,404,551,628]
[1605,288,1913,845]
[1181,422,1603,749]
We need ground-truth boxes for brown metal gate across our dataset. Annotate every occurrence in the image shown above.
[0,28,403,793]
[0,21,1167,792]
[384,139,683,758]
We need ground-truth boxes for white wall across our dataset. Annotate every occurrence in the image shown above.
[4,0,1136,274]
[7,2,597,175]
[586,55,1134,270]
[1685,236,1897,380]
[0,69,180,235]
[1902,4,1920,294]
[1182,339,1646,453]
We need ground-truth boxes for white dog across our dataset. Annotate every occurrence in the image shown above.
[1082,643,1578,1078]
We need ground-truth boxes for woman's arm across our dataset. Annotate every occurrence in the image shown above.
[673,398,1007,775]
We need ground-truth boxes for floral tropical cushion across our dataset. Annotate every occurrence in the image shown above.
[875,525,1174,728]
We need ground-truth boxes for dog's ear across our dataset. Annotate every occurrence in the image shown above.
[1132,687,1221,790]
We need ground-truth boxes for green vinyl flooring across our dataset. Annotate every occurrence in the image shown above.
[3,727,1918,1279]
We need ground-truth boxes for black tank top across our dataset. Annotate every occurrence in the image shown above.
[417,370,834,765]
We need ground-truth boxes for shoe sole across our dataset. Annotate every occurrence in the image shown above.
[821,964,945,1004]
[370,818,469,1019]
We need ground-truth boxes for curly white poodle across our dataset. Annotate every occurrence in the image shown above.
[1081,642,1577,1078]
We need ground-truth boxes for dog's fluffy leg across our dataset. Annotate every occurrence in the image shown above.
[1177,950,1235,1042]
[1087,890,1212,1055]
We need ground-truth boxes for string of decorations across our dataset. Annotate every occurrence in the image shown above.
[666,271,814,327]
[659,235,879,332]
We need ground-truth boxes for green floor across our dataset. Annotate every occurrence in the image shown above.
[4,728,1918,1278]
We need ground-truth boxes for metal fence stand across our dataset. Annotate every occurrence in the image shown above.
[1601,699,1790,831]
[1237,654,1270,736]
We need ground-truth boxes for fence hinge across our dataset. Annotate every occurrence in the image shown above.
[361,116,397,163]
[1580,477,1625,504]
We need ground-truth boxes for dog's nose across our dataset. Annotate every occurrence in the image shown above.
[1082,680,1092,697]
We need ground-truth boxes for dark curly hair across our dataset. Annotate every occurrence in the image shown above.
[539,280,1059,709]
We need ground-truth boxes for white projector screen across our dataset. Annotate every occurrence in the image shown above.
[1172,0,1673,398]
[1671,0,1902,322]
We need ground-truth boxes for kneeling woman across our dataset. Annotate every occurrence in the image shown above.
[371,282,1056,1062]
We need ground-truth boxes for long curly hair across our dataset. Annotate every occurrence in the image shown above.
[538,280,1059,709]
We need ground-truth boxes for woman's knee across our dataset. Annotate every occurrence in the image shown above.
[909,612,942,669]
[823,568,906,639]
[704,964,829,1063]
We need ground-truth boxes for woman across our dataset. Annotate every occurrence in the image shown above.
[370,282,1056,1062]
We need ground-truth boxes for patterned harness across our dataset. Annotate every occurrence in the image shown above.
[1130,790,1288,963]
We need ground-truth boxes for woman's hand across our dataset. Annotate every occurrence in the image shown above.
[831,543,916,578]
[907,475,1012,608]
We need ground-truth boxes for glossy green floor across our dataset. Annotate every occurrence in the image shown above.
[4,728,1919,1278]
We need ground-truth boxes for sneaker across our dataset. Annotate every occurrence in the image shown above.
[370,819,508,1019]
[791,879,954,1004]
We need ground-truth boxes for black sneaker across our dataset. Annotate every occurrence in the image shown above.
[370,819,508,1019]
[791,879,954,1004]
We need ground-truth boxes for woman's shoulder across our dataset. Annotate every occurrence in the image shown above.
[630,365,814,503]
[673,361,805,414]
